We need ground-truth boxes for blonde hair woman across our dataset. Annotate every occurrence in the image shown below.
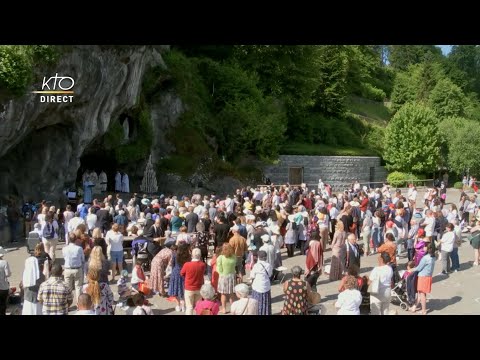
[105,223,124,282]
[329,221,347,281]
[92,227,107,258]
[88,246,111,284]
[82,268,114,315]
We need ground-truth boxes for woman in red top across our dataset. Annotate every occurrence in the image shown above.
[209,247,222,293]
[338,264,364,292]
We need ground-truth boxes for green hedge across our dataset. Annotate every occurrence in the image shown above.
[387,171,420,187]
[453,181,464,189]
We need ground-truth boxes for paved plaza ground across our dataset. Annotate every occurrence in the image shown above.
[2,188,480,315]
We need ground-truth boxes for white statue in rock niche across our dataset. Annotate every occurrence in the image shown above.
[123,118,130,140]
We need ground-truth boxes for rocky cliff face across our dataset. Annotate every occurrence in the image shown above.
[0,45,175,203]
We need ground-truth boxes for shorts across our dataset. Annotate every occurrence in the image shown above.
[110,250,123,264]
[235,256,245,276]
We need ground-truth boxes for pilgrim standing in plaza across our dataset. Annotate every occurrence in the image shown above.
[115,171,122,193]
[22,256,44,315]
[0,247,11,315]
[121,172,130,193]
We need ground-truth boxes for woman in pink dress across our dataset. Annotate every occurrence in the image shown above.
[329,221,347,281]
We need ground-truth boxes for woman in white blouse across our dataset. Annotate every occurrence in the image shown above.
[368,252,393,315]
[335,275,362,315]
[105,223,124,282]
[230,283,258,315]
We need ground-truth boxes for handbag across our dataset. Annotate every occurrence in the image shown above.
[165,264,173,278]
[370,275,380,295]
[138,282,151,296]
[307,290,321,305]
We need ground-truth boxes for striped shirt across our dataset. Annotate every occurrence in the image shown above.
[38,277,73,315]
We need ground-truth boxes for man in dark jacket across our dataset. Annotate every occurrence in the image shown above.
[185,206,199,233]
[95,203,112,235]
[145,218,164,241]
[342,233,361,270]
[213,216,230,250]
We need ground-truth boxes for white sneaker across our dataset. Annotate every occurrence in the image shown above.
[175,305,181,312]
[181,306,186,312]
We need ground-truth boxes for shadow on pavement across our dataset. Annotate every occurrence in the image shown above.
[428,296,462,312]
[460,261,475,271]
[152,308,175,315]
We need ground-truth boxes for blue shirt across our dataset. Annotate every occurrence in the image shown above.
[415,254,435,277]
[62,243,85,269]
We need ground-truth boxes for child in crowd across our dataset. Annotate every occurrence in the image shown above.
[117,270,130,299]
[402,261,416,280]
[131,259,148,292]
[133,293,153,315]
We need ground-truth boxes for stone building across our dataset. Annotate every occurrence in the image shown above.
[263,155,388,191]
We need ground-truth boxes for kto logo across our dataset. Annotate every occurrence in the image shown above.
[32,73,75,103]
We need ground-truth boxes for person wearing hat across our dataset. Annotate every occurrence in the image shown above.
[250,221,268,251]
[285,214,299,258]
[249,250,272,315]
[259,234,276,272]
[0,247,11,315]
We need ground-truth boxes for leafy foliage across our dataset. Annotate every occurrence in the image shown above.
[453,181,464,189]
[387,171,421,187]
[439,118,480,175]
[384,102,441,173]
[0,45,59,96]
[428,78,467,119]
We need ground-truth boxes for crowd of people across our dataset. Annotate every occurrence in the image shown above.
[0,177,479,315]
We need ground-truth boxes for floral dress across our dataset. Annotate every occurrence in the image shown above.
[82,282,114,315]
[149,247,173,294]
[282,279,308,315]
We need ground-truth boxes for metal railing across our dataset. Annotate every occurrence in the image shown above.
[255,179,436,191]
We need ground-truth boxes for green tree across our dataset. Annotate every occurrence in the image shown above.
[312,45,349,116]
[384,102,440,173]
[389,45,443,71]
[390,72,416,111]
[439,118,480,174]
[416,57,439,101]
[428,78,467,118]
[448,45,480,94]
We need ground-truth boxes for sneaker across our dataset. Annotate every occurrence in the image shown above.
[454,269,458,272]
[181,306,186,312]
[175,305,181,312]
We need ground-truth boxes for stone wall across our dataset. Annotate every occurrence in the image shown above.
[263,155,387,191]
